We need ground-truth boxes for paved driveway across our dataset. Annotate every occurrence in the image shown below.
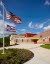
[0,43,50,64]
[24,47,50,64]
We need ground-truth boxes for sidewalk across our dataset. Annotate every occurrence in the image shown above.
[0,43,50,64]
[0,43,41,50]
[24,46,50,64]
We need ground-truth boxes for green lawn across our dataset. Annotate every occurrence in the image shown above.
[40,44,50,49]
[0,48,34,64]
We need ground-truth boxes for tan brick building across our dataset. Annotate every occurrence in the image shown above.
[10,30,50,45]
[33,30,50,44]
[10,34,32,45]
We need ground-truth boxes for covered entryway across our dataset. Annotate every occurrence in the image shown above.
[29,38,39,44]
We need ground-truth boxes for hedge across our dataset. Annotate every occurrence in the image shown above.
[0,36,10,47]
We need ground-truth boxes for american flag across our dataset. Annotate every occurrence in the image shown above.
[6,11,21,24]
[6,11,11,20]
[7,25,16,32]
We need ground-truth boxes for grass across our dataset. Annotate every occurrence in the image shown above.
[0,48,34,64]
[40,44,50,49]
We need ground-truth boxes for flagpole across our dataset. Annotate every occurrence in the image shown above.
[2,1,5,54]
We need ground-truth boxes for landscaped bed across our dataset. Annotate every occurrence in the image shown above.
[0,48,34,64]
[40,44,50,49]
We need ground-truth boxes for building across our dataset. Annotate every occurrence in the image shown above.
[25,33,37,37]
[10,33,37,45]
[33,30,50,44]
[10,30,50,45]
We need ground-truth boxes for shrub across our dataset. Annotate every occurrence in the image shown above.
[0,36,10,47]
[0,49,34,64]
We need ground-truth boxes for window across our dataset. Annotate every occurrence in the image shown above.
[27,39,28,42]
[43,39,45,41]
[22,39,23,42]
[16,39,18,42]
[40,35,42,38]
[49,38,50,41]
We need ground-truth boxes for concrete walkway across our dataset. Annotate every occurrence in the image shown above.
[24,46,50,64]
[0,43,50,64]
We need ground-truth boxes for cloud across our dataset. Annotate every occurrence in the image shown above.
[44,0,50,5]
[25,31,32,33]
[36,32,40,34]
[0,20,15,28]
[28,19,50,29]
[28,21,34,28]
[5,22,15,27]
[0,20,4,30]
[0,11,2,17]
[18,29,26,34]
[21,29,26,33]
[28,21,43,29]
[39,24,43,28]
[43,25,50,30]
[35,24,43,29]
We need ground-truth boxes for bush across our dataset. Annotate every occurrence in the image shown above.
[0,49,34,64]
[0,36,10,47]
[0,38,3,47]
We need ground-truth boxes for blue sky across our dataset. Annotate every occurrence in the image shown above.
[0,0,50,36]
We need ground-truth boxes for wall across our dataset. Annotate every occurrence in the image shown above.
[34,30,50,44]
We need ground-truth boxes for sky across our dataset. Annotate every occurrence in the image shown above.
[0,0,50,37]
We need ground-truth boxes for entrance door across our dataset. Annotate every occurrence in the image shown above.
[31,39,37,44]
[34,40,37,44]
